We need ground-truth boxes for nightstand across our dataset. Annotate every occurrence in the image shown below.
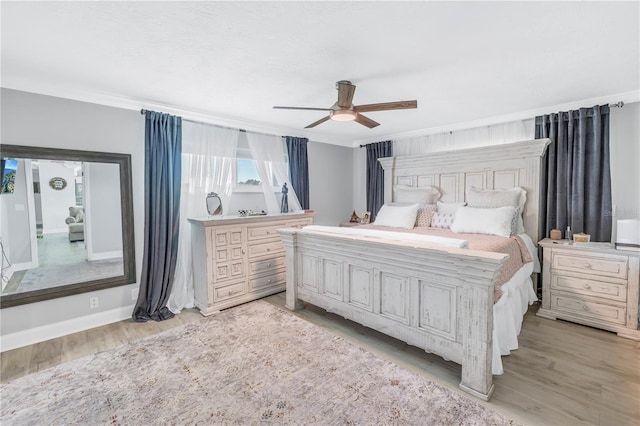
[537,238,640,340]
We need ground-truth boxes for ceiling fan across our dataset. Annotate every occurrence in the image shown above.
[273,80,417,129]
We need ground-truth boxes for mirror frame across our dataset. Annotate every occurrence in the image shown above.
[0,144,136,308]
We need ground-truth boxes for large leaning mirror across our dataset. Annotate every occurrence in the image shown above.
[0,145,135,308]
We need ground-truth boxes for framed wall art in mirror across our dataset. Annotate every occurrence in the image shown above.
[0,144,136,308]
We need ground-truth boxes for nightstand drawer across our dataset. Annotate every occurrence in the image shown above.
[550,293,626,325]
[551,274,627,302]
[552,252,627,279]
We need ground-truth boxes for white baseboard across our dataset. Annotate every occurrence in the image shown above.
[0,304,134,352]
[87,250,123,261]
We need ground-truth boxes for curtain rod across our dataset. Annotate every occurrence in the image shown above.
[140,109,247,132]
[357,101,625,148]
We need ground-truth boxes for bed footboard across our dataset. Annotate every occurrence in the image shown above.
[279,228,507,401]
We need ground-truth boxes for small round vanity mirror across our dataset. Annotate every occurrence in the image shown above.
[206,192,223,216]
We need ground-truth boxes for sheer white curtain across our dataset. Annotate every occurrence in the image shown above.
[394,119,535,156]
[168,122,239,313]
[245,132,302,213]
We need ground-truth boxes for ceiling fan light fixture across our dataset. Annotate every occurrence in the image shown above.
[330,109,357,122]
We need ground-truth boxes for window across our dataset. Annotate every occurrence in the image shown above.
[234,135,280,192]
[236,158,261,186]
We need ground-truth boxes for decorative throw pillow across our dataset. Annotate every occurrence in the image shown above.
[374,204,420,229]
[436,201,466,215]
[414,204,437,227]
[450,206,516,237]
[431,212,456,229]
[466,187,526,234]
[394,185,441,204]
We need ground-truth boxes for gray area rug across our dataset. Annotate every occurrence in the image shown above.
[0,301,517,425]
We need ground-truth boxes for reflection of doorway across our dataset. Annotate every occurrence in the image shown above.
[2,159,125,295]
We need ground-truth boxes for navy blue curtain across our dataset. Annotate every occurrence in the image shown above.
[133,111,182,322]
[535,105,611,242]
[285,136,310,210]
[366,141,393,221]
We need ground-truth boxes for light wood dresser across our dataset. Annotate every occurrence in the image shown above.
[537,238,639,340]
[188,212,314,315]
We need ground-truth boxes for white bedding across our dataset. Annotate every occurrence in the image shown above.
[303,225,469,248]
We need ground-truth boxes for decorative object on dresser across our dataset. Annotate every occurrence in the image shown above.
[361,211,371,224]
[537,238,640,340]
[189,212,313,315]
[349,210,360,223]
[205,192,223,216]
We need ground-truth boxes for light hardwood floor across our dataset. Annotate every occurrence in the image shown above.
[2,293,638,425]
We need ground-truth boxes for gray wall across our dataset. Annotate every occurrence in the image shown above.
[308,141,353,225]
[1,88,145,336]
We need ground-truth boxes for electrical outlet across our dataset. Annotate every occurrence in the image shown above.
[89,297,99,309]
[131,288,139,301]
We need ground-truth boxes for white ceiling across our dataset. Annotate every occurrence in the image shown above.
[2,1,639,147]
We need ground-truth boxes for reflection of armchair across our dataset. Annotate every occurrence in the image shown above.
[65,206,84,242]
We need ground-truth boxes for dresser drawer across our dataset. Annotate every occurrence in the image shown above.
[286,219,312,229]
[550,293,626,325]
[248,240,284,258]
[247,224,283,241]
[552,252,627,279]
[214,260,245,282]
[249,256,285,275]
[247,219,311,241]
[214,245,244,263]
[249,270,286,291]
[212,227,244,247]
[551,274,627,302]
[211,280,246,302]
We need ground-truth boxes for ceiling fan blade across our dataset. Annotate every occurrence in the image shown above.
[354,114,380,129]
[305,115,331,128]
[337,81,356,108]
[354,100,417,113]
[273,106,332,111]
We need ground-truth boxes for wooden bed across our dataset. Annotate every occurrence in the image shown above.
[279,139,549,400]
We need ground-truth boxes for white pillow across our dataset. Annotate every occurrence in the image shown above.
[394,185,441,204]
[450,206,516,237]
[436,201,466,215]
[374,204,419,229]
[466,187,527,234]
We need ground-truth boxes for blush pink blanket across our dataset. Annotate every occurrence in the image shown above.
[360,225,533,302]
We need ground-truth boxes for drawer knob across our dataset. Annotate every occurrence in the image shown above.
[584,262,591,269]
[267,263,272,267]
[583,305,590,311]
[268,279,272,283]
[584,283,591,289]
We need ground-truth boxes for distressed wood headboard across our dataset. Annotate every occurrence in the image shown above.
[378,139,550,245]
